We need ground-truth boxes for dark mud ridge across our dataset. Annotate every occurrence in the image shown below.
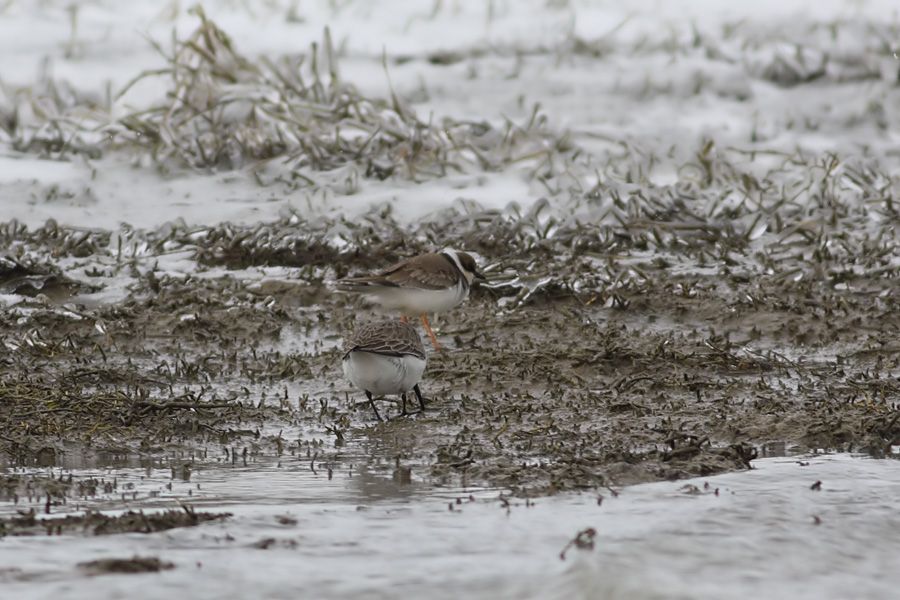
[78,556,175,575]
[1,189,898,495]
[0,502,229,538]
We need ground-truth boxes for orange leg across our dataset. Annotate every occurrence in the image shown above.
[420,314,442,351]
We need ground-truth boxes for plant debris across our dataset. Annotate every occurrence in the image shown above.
[0,506,230,537]
[559,527,597,560]
[3,10,569,182]
[1,178,897,495]
[78,556,175,575]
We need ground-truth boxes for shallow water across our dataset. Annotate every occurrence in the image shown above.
[1,453,898,600]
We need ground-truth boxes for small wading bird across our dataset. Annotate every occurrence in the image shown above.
[342,319,427,421]
[337,249,485,350]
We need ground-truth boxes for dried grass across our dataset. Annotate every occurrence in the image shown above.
[1,8,568,180]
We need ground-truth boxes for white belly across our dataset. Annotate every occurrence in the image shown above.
[342,351,426,396]
[364,283,467,314]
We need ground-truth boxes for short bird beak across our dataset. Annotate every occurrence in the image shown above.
[473,270,487,281]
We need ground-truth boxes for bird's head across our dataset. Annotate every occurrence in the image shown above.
[442,249,486,284]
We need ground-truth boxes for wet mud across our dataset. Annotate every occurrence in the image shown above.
[77,556,175,575]
[2,195,898,498]
[0,507,229,538]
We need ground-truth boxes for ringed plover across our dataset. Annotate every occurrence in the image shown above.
[338,249,485,350]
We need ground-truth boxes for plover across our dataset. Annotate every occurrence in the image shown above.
[337,249,485,350]
[342,319,427,421]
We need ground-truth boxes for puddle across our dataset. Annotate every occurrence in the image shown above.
[1,453,898,599]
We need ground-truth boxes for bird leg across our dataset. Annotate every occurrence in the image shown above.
[420,314,442,350]
[400,315,409,323]
[413,384,425,412]
[365,391,383,422]
[400,392,408,416]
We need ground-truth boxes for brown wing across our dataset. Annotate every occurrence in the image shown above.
[341,253,460,291]
[380,253,462,289]
[343,319,426,360]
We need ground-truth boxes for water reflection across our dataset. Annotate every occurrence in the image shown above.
[2,447,174,471]
[1,454,898,599]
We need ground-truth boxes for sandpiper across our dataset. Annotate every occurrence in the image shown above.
[342,319,427,421]
[337,249,485,350]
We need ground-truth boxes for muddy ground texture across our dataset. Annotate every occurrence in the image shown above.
[2,172,899,503]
